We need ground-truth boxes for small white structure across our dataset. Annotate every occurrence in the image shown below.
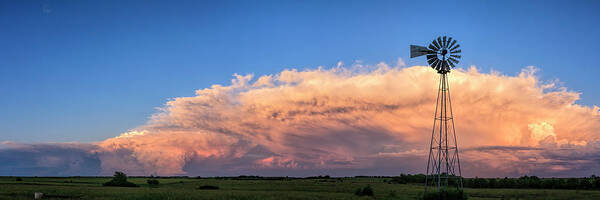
[34,192,44,199]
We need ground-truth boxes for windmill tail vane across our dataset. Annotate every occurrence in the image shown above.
[410,36,463,191]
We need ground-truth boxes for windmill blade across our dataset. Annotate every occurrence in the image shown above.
[431,59,440,69]
[429,44,439,51]
[427,57,437,65]
[426,54,437,61]
[432,39,441,50]
[443,36,448,48]
[449,60,456,68]
[429,58,439,67]
[410,45,430,58]
[447,37,454,48]
[427,55,438,64]
[431,58,442,68]
[450,54,461,59]
[449,57,459,64]
[451,49,461,54]
[435,60,443,71]
[436,37,443,49]
[450,44,460,51]
[448,39,457,49]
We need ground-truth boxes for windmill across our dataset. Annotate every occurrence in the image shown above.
[410,36,463,191]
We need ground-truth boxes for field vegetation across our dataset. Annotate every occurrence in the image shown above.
[1,174,600,199]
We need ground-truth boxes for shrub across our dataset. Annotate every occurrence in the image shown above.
[147,179,159,186]
[354,188,362,196]
[354,185,374,196]
[197,185,219,190]
[15,177,22,181]
[102,171,138,187]
[389,177,407,184]
[389,173,428,184]
[423,188,467,200]
[389,190,397,197]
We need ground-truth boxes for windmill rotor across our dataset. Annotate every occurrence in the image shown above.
[410,36,461,74]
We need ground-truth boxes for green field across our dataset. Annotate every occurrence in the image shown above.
[1,177,600,200]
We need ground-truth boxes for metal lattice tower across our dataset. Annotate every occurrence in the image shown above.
[410,36,463,191]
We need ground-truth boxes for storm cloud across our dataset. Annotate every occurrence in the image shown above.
[0,142,101,176]
[2,63,599,177]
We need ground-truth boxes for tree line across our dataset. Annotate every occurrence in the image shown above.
[388,174,600,190]
[96,171,600,190]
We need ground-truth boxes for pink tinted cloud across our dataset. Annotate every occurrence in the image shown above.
[94,64,600,177]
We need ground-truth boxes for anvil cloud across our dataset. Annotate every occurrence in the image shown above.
[2,63,599,177]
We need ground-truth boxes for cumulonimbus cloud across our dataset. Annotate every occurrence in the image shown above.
[2,63,599,177]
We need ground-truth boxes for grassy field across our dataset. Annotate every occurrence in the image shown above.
[1,177,600,200]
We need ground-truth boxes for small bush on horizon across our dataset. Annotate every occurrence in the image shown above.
[102,171,138,187]
[147,179,159,186]
[15,177,22,181]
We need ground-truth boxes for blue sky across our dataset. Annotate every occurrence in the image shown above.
[1,0,599,143]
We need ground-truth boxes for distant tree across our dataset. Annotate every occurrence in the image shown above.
[498,177,515,188]
[389,175,407,184]
[488,178,497,188]
[470,177,488,188]
[15,177,22,181]
[541,178,556,189]
[103,171,137,187]
[529,176,541,188]
[593,176,600,190]
[565,178,579,189]
[581,178,594,190]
